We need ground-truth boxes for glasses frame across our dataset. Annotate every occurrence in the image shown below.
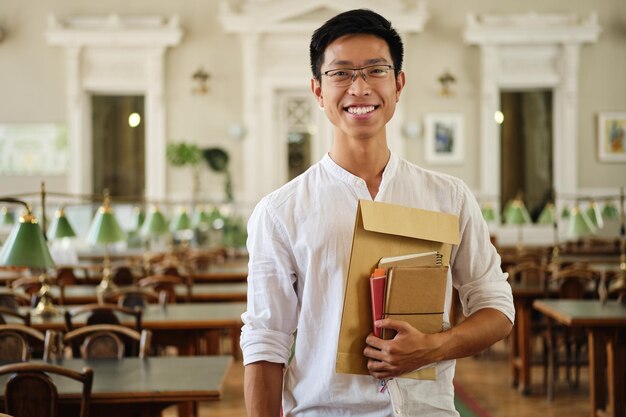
[322,64,395,87]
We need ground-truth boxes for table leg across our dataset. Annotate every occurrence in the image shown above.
[589,330,608,417]
[510,300,520,388]
[606,328,625,417]
[517,301,532,394]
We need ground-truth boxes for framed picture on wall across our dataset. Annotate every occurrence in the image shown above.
[597,112,626,162]
[424,113,464,164]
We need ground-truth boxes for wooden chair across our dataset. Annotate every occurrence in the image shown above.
[507,261,550,287]
[111,265,136,286]
[10,277,42,307]
[101,287,166,309]
[543,266,600,400]
[138,274,192,303]
[64,303,142,331]
[55,267,78,286]
[0,362,93,417]
[0,293,31,312]
[45,324,152,360]
[0,307,31,325]
[64,303,143,357]
[0,324,45,361]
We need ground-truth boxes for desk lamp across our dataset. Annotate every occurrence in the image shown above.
[585,200,604,230]
[567,203,596,240]
[0,198,58,316]
[608,187,626,304]
[481,203,498,223]
[538,202,561,265]
[1,206,15,225]
[86,192,126,295]
[48,207,76,239]
[504,197,531,252]
[601,199,619,220]
[140,205,169,273]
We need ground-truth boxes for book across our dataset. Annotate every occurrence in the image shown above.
[369,268,387,338]
[381,265,448,380]
[378,251,443,268]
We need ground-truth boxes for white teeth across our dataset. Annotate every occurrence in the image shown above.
[347,106,375,115]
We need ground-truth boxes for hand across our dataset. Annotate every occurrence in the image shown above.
[363,319,442,379]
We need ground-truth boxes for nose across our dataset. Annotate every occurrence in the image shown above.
[348,70,371,95]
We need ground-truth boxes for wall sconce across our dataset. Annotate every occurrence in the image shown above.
[227,123,247,141]
[192,67,210,95]
[401,121,421,139]
[438,69,456,97]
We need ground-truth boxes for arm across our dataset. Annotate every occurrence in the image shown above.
[363,308,512,378]
[244,361,283,417]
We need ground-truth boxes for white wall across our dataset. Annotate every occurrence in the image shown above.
[0,0,624,204]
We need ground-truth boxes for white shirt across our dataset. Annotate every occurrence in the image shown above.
[242,153,515,416]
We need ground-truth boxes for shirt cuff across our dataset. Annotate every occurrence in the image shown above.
[240,327,294,366]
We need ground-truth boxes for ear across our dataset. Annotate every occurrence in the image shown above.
[395,71,406,102]
[311,78,324,108]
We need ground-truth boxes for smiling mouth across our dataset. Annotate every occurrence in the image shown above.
[345,105,377,115]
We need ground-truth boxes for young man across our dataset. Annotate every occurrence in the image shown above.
[242,9,514,417]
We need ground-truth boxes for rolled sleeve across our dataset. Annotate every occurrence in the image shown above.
[451,182,515,323]
[240,198,299,366]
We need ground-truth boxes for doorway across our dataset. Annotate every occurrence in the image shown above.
[500,90,553,221]
[92,95,145,198]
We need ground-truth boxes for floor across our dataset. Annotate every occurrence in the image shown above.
[163,340,590,417]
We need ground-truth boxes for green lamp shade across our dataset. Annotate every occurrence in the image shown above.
[170,209,192,232]
[504,200,532,225]
[1,207,15,225]
[567,206,596,239]
[140,207,169,237]
[561,205,571,219]
[537,203,556,225]
[86,207,126,244]
[585,202,604,229]
[601,201,619,220]
[132,207,145,231]
[48,210,76,239]
[0,214,56,268]
[481,204,497,222]
[193,206,211,228]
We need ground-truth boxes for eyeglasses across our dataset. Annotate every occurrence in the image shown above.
[322,64,394,87]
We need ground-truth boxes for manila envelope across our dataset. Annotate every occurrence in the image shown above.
[336,200,460,377]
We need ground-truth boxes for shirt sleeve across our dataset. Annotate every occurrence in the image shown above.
[240,197,299,366]
[450,181,515,323]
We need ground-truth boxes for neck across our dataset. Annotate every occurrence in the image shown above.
[329,132,390,199]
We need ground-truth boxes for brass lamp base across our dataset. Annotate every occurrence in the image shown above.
[31,280,61,317]
[96,267,118,304]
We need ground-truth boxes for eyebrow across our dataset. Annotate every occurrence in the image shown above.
[326,58,390,68]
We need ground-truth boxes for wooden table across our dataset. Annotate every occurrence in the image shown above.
[533,299,626,417]
[192,262,248,283]
[3,282,248,304]
[509,281,547,394]
[0,356,231,417]
[23,302,247,357]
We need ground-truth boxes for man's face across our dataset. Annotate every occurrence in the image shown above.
[311,34,405,141]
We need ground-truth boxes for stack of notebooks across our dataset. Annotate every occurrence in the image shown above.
[369,251,447,380]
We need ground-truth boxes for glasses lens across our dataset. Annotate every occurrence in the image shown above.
[326,69,354,87]
[366,65,392,79]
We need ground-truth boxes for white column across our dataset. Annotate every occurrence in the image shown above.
[241,33,261,203]
[479,46,500,207]
[66,46,91,195]
[145,47,167,201]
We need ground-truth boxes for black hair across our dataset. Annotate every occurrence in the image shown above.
[309,9,404,81]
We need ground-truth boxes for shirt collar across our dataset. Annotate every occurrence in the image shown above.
[320,151,399,188]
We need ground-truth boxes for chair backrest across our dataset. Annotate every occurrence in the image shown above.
[64,303,142,331]
[103,287,165,309]
[551,266,600,300]
[55,268,78,286]
[48,324,152,359]
[111,266,136,286]
[138,274,191,303]
[10,277,42,307]
[507,261,550,288]
[0,324,46,361]
[0,306,31,326]
[0,362,93,417]
[0,293,31,312]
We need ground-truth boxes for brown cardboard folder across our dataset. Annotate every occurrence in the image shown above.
[336,200,460,377]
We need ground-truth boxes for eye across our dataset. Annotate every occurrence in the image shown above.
[329,70,351,78]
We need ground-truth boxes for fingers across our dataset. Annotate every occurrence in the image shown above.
[366,358,399,379]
